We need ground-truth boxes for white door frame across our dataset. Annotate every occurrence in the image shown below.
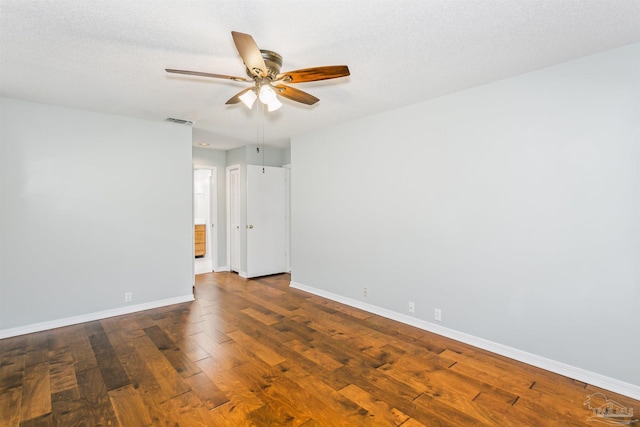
[226,164,241,274]
[193,165,218,273]
[283,164,291,273]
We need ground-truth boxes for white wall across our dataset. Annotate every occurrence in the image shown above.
[291,44,640,387]
[0,98,193,332]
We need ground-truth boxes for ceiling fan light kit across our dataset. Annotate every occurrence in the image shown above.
[239,89,257,109]
[267,97,282,112]
[166,31,350,112]
[259,85,277,104]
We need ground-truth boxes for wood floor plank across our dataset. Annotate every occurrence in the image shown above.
[118,351,181,425]
[48,348,77,394]
[283,365,383,426]
[1,272,638,426]
[0,386,22,427]
[192,332,245,369]
[109,384,153,426]
[339,383,411,426]
[67,328,98,373]
[100,326,144,361]
[199,311,238,336]
[198,357,267,424]
[400,419,428,427]
[284,312,390,370]
[227,330,287,366]
[271,342,353,392]
[283,338,345,371]
[143,325,202,378]
[411,374,514,426]
[184,371,230,410]
[247,403,304,426]
[196,316,235,343]
[131,335,191,403]
[158,390,216,426]
[24,333,49,367]
[19,413,52,427]
[239,287,300,317]
[50,387,86,427]
[341,356,424,402]
[19,362,51,423]
[75,367,119,426]
[241,306,284,326]
[0,346,25,392]
[377,362,435,395]
[411,392,488,426]
[46,325,82,351]
[85,321,131,391]
[250,373,362,426]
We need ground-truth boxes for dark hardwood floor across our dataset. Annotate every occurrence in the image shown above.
[1,272,638,426]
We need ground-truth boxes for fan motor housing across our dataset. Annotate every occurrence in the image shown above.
[246,50,282,80]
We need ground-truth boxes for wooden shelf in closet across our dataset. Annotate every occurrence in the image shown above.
[194,224,206,257]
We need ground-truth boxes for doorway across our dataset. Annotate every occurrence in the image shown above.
[193,167,217,275]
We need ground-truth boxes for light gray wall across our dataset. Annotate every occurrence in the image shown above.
[192,146,227,268]
[226,145,246,167]
[0,98,193,330]
[291,44,640,386]
[245,144,285,167]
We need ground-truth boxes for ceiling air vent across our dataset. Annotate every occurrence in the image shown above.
[166,117,194,125]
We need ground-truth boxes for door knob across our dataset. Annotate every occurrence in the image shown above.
[248,225,254,229]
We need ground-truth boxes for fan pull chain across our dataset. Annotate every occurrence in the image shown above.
[259,102,265,173]
[263,114,265,173]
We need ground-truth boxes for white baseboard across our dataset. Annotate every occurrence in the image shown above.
[290,281,640,400]
[214,266,229,272]
[194,263,213,275]
[0,294,195,339]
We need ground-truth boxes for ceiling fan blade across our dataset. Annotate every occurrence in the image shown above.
[165,69,251,82]
[231,31,266,78]
[276,65,350,83]
[225,87,253,105]
[274,85,319,105]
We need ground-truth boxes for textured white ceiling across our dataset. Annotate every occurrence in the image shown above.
[1,0,639,150]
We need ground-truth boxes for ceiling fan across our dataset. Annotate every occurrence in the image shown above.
[166,31,350,112]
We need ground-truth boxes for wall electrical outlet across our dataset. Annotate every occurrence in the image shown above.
[363,287,368,297]
[434,308,442,321]
[408,301,415,313]
[125,292,132,302]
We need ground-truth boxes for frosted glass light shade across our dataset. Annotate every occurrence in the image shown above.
[239,90,257,109]
[259,85,277,104]
[267,98,282,112]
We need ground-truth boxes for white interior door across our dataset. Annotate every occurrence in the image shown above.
[229,167,241,273]
[246,165,286,278]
